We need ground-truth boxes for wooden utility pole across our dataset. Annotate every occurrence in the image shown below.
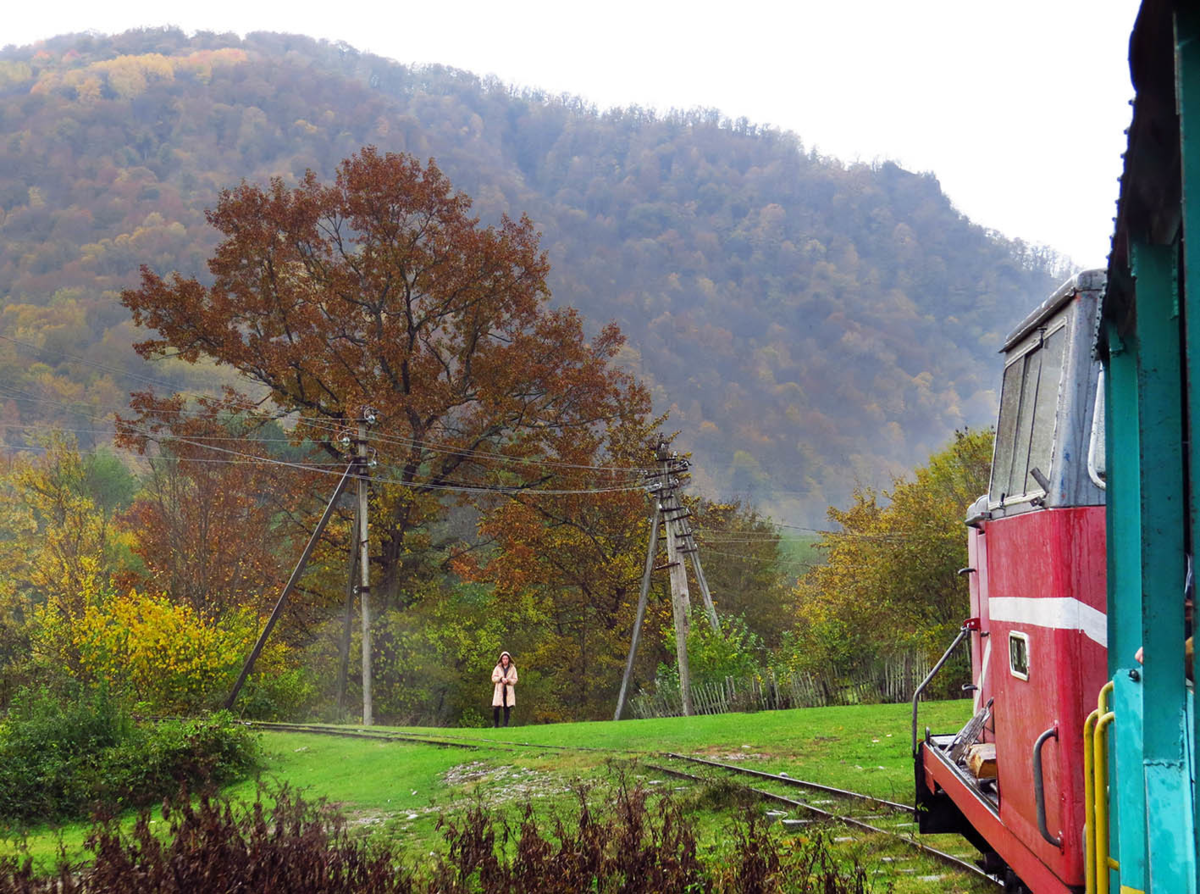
[335,502,358,720]
[614,438,720,720]
[688,542,720,632]
[357,409,375,726]
[657,441,694,716]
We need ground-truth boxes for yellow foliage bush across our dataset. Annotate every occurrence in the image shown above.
[66,589,294,715]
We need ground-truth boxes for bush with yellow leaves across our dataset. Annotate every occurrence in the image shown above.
[59,589,310,717]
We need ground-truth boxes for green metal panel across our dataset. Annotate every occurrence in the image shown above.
[1132,239,1194,894]
[1106,328,1147,891]
[1175,7,1200,885]
[1107,329,1142,676]
[1114,675,1147,892]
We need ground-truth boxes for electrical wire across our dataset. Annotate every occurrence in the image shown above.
[0,385,651,478]
[0,339,655,475]
[0,398,648,497]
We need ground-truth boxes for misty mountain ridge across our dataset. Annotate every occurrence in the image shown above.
[0,27,1065,524]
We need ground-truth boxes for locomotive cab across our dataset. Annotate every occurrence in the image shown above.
[915,271,1109,893]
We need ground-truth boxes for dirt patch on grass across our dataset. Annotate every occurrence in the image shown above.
[444,761,492,786]
[443,762,567,805]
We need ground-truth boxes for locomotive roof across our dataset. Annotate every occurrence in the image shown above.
[1003,269,1105,353]
[1097,0,1181,352]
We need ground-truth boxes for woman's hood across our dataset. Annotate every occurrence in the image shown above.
[498,651,512,663]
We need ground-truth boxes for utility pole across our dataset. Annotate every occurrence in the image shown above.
[357,408,375,726]
[658,442,694,716]
[335,502,358,721]
[684,533,719,632]
[613,438,720,720]
[655,447,718,633]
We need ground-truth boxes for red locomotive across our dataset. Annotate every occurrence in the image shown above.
[915,3,1200,891]
[915,272,1109,893]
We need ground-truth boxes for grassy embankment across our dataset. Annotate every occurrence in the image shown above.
[4,700,979,891]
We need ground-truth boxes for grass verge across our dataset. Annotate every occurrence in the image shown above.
[2,700,976,889]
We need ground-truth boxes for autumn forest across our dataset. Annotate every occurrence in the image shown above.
[0,27,1041,724]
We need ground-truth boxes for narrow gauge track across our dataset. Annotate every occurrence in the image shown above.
[649,759,998,888]
[664,752,913,814]
[246,720,631,753]
[253,721,996,886]
[245,721,490,750]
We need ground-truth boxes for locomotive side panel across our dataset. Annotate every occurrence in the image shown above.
[983,506,1107,887]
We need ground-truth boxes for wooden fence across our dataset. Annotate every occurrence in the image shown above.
[629,651,970,719]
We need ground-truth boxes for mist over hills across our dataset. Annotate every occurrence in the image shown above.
[0,28,1064,523]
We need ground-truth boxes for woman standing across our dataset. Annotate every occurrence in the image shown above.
[491,651,517,728]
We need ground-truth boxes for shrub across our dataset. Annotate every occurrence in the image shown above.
[65,589,306,717]
[654,610,767,696]
[0,786,414,893]
[0,773,883,893]
[30,588,311,719]
[0,686,259,825]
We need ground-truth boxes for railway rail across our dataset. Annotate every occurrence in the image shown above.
[250,720,999,888]
[246,720,631,752]
[651,756,999,888]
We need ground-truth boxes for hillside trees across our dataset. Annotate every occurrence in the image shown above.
[122,146,652,607]
[0,29,1065,526]
[0,434,317,716]
[789,428,993,674]
[687,498,795,647]
[0,435,136,619]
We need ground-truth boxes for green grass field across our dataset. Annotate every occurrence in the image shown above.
[3,700,979,891]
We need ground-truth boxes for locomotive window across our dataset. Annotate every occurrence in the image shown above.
[989,323,1068,503]
[1087,368,1106,489]
[991,361,1023,502]
[1009,632,1030,680]
[1007,348,1043,496]
[1025,327,1066,494]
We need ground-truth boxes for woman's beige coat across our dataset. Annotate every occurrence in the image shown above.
[491,655,517,707]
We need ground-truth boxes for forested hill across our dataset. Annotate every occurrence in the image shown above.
[0,28,1064,523]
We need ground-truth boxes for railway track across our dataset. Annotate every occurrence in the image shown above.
[251,721,998,888]
[246,720,635,752]
[652,754,999,888]
[246,721,489,749]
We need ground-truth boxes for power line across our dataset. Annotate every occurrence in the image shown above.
[0,387,650,478]
[1,412,647,497]
[0,386,647,475]
[0,339,655,475]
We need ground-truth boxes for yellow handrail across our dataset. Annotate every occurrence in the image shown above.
[1084,707,1100,894]
[1095,710,1117,894]
[1087,681,1116,894]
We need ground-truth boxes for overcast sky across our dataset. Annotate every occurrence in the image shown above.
[7,0,1142,268]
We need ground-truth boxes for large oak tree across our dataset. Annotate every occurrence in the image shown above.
[122,148,651,602]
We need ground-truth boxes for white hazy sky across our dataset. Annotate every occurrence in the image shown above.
[7,0,1142,268]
